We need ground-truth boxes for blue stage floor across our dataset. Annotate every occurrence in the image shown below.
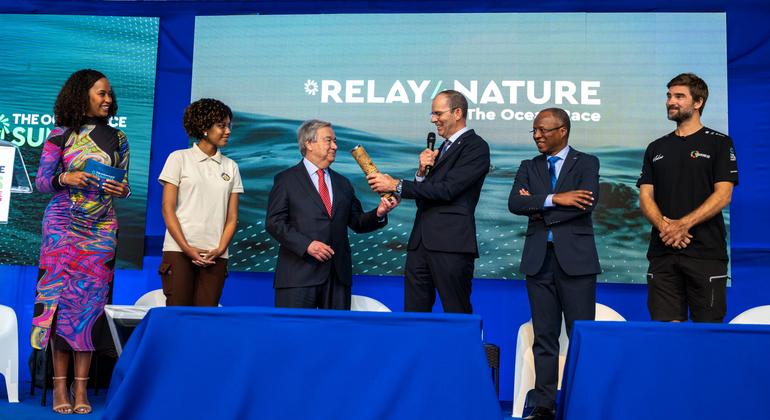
[0,387,516,419]
[0,388,107,419]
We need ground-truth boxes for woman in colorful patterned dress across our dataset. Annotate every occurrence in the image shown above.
[32,69,130,414]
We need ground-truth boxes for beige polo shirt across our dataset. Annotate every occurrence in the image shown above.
[158,143,244,258]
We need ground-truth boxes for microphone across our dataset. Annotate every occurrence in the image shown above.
[425,132,436,174]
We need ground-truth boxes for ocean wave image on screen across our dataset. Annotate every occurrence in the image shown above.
[0,14,159,269]
[222,111,716,282]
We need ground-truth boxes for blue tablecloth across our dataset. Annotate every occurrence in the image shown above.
[559,321,770,420]
[105,307,501,420]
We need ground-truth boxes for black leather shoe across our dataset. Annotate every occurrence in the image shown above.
[523,406,556,420]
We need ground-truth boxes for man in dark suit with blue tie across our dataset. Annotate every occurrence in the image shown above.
[508,108,600,420]
[265,119,397,309]
[367,90,490,314]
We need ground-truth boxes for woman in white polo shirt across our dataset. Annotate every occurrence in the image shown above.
[158,98,244,306]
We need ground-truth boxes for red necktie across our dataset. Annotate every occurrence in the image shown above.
[317,168,332,216]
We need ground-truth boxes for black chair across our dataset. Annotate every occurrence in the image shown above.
[483,342,500,396]
[29,346,52,406]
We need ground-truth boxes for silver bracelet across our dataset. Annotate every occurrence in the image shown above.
[58,172,67,186]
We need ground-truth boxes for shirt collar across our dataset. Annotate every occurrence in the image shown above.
[548,145,571,161]
[303,158,326,177]
[193,142,222,164]
[447,126,471,144]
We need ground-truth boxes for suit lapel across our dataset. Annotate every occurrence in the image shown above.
[293,161,329,217]
[554,148,579,192]
[433,129,473,172]
[533,154,551,193]
[329,168,343,219]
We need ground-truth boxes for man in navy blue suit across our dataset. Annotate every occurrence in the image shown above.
[367,90,490,313]
[508,108,600,420]
[265,119,397,310]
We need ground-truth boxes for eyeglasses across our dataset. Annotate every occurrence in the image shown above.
[430,108,456,117]
[312,136,337,144]
[529,125,564,135]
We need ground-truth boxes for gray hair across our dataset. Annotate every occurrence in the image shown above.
[298,119,332,156]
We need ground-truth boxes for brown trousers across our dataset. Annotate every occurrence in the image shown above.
[159,251,227,307]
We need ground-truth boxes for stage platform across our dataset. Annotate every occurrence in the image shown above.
[104,306,502,420]
[559,321,770,419]
[0,389,517,419]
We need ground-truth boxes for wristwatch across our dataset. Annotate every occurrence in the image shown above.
[395,179,403,195]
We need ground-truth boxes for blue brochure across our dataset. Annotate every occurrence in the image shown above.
[84,159,126,190]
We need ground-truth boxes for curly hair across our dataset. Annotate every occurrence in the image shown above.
[54,69,117,129]
[182,98,233,139]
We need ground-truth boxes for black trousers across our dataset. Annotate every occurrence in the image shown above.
[526,244,596,409]
[404,241,475,314]
[274,264,351,310]
[647,253,727,322]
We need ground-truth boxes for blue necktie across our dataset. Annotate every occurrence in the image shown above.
[547,156,560,241]
[437,140,452,162]
[548,155,560,190]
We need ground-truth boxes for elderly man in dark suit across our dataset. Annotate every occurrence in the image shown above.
[265,119,397,310]
[367,90,490,314]
[508,108,601,420]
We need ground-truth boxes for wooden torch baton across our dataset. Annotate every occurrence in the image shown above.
[350,144,394,200]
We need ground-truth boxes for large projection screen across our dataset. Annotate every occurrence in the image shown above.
[0,14,159,269]
[192,13,728,283]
